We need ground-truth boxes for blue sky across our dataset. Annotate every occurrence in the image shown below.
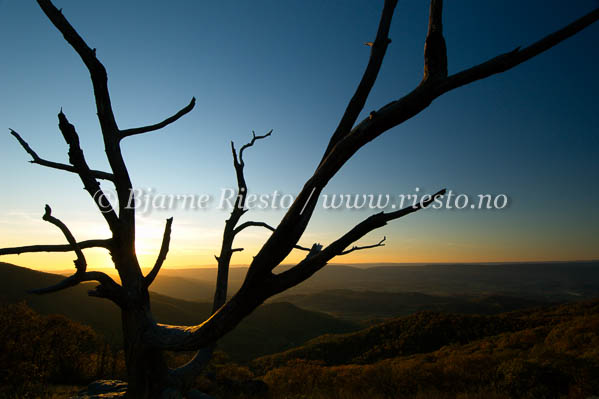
[0,0,598,270]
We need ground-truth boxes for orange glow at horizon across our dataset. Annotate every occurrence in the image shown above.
[2,208,597,273]
[3,241,597,273]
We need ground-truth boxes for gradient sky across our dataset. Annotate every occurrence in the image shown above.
[0,0,598,271]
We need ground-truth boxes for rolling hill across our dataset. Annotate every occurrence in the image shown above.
[255,299,599,398]
[0,262,358,362]
[275,289,548,320]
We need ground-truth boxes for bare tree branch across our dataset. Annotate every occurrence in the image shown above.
[30,270,122,298]
[24,205,124,303]
[243,0,403,283]
[36,0,137,253]
[269,189,445,295]
[57,111,120,228]
[339,236,386,255]
[168,131,273,384]
[42,204,86,271]
[37,0,118,134]
[423,0,448,82]
[0,239,112,256]
[234,221,310,251]
[438,7,599,94]
[212,129,274,313]
[236,130,273,167]
[145,217,173,287]
[119,97,196,139]
[144,189,445,351]
[9,129,115,181]
[321,0,397,161]
[233,221,272,235]
[244,6,599,282]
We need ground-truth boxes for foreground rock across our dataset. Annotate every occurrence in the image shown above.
[71,380,215,399]
[72,380,127,398]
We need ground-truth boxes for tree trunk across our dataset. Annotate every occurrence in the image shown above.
[122,306,171,398]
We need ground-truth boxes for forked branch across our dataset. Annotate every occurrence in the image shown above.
[236,130,273,167]
[269,189,446,295]
[37,0,134,240]
[213,130,273,312]
[57,111,120,228]
[30,270,122,300]
[26,205,123,303]
[42,205,86,270]
[321,0,397,161]
[143,189,446,351]
[170,131,273,383]
[244,4,599,280]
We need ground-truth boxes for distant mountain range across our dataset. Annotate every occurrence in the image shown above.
[53,260,599,297]
[4,260,599,361]
[156,261,599,301]
[57,260,599,319]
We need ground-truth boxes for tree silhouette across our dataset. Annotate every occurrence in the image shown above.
[1,0,598,397]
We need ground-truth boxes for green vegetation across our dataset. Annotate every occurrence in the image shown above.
[257,300,599,398]
[0,302,125,398]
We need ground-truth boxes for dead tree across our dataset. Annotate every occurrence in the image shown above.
[2,0,598,397]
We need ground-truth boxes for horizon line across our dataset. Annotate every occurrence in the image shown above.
[9,258,598,272]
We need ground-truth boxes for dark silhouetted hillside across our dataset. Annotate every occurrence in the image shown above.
[0,262,358,362]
